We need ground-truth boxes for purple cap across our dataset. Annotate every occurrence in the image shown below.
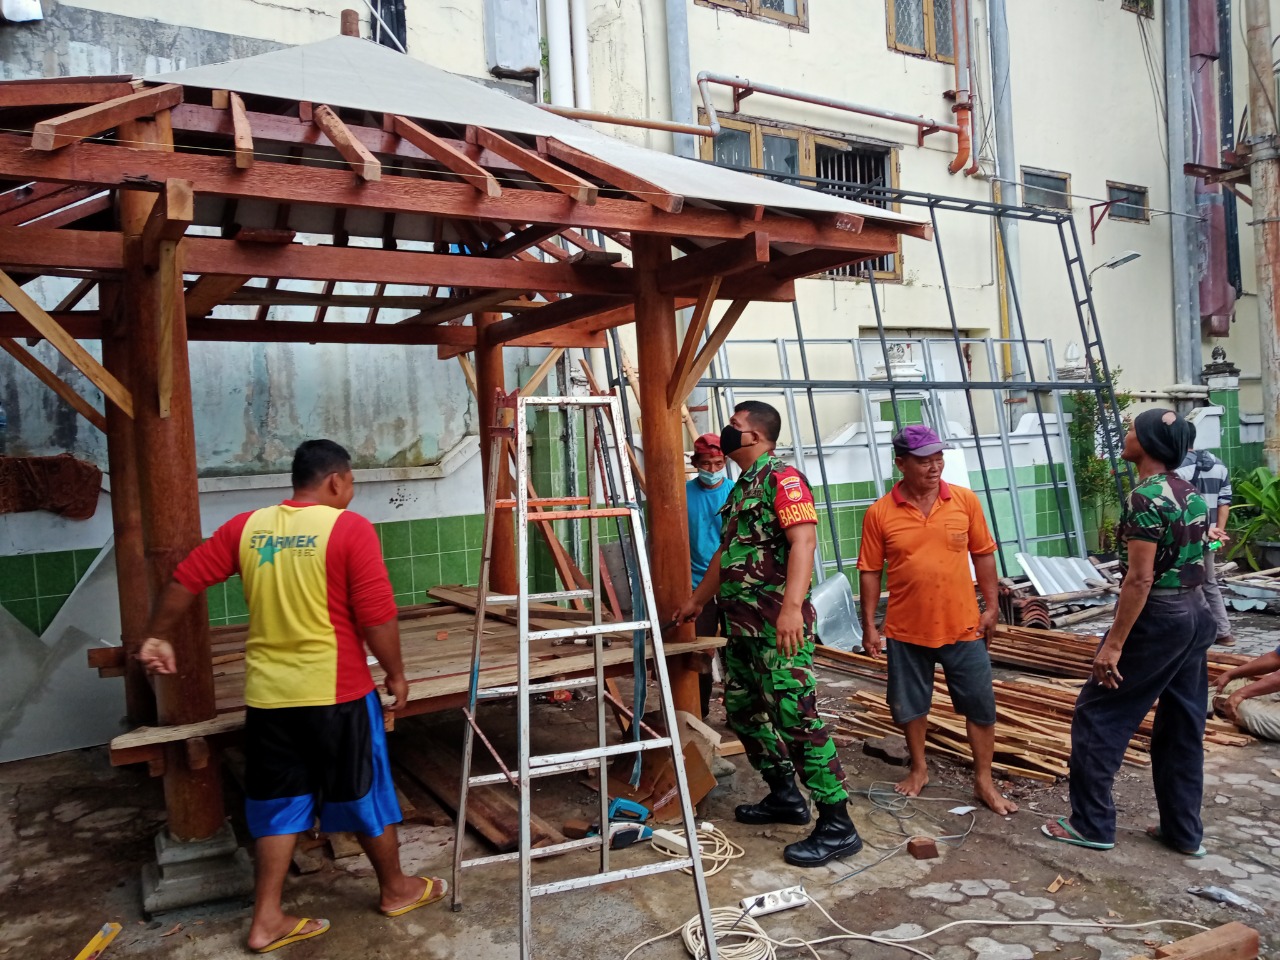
[892,424,949,458]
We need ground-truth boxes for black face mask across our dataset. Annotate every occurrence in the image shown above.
[720,424,750,455]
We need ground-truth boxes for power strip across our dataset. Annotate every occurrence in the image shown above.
[651,828,702,857]
[739,885,810,918]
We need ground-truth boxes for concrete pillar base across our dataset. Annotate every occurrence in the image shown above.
[141,823,254,916]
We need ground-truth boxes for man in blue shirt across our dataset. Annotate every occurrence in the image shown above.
[687,433,732,717]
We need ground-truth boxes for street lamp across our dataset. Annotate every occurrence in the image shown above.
[1088,250,1141,282]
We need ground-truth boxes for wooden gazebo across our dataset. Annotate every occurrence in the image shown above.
[0,32,929,860]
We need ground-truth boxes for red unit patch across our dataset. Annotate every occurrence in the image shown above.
[779,475,805,502]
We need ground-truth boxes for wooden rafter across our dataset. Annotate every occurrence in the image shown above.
[0,336,106,431]
[32,83,183,151]
[21,192,111,230]
[764,247,877,283]
[523,348,565,396]
[484,224,563,259]
[0,184,101,227]
[0,268,133,417]
[399,288,526,326]
[312,281,338,324]
[668,299,750,407]
[0,79,135,108]
[0,134,921,249]
[0,181,65,216]
[365,282,387,324]
[387,115,500,197]
[312,104,381,181]
[228,92,254,169]
[184,274,250,319]
[25,277,98,347]
[667,276,721,408]
[659,231,770,294]
[226,289,449,310]
[466,126,598,205]
[482,294,628,345]
[542,137,682,213]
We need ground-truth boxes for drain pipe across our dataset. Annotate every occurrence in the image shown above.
[948,0,973,175]
[962,0,981,176]
[1167,0,1201,397]
[544,0,574,107]
[569,0,591,110]
[666,0,697,159]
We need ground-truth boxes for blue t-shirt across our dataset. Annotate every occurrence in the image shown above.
[687,476,732,587]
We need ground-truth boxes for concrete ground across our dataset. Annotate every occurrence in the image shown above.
[3,613,1278,960]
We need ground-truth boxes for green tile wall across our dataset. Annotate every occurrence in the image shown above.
[1211,388,1265,476]
[0,547,101,635]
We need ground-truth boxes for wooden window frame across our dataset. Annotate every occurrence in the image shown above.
[1021,166,1072,211]
[886,0,956,64]
[699,112,903,281]
[1106,180,1150,223]
[695,0,808,29]
[1121,0,1154,19]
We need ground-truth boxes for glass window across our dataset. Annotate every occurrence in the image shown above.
[1022,170,1070,209]
[894,0,926,51]
[759,0,798,12]
[932,0,954,60]
[1107,183,1149,221]
[713,128,752,170]
[762,134,800,182]
[698,0,806,26]
[888,0,953,61]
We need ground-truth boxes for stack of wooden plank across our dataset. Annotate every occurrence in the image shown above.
[814,646,1252,782]
[998,559,1121,628]
[988,624,1251,682]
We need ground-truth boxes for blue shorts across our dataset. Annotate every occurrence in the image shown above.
[885,637,997,726]
[243,690,401,839]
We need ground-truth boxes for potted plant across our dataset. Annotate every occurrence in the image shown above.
[1228,467,1280,570]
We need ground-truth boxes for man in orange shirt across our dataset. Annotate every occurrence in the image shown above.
[857,426,1016,815]
[138,440,443,953]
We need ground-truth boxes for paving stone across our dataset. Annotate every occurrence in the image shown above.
[963,936,1031,959]
[1087,934,1142,960]
[1184,853,1250,879]
[956,879,989,897]
[871,922,926,938]
[992,892,1057,919]
[908,881,964,903]
[932,947,969,960]
[981,878,1011,890]
[1049,926,1085,942]
[943,899,1006,921]
[1222,773,1255,784]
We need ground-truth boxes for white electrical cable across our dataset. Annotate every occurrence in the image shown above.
[649,823,744,877]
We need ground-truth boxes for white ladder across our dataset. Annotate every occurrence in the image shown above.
[449,391,719,960]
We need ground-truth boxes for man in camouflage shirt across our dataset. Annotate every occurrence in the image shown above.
[674,401,862,867]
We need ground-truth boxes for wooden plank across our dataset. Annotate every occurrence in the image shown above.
[658,231,770,294]
[32,83,183,151]
[0,336,106,431]
[389,115,500,197]
[184,274,251,318]
[228,92,254,169]
[670,299,750,406]
[522,348,564,396]
[0,268,133,417]
[0,181,65,217]
[0,80,135,108]
[18,191,111,230]
[1153,922,1260,959]
[484,224,564,259]
[312,104,381,181]
[400,288,525,326]
[139,179,194,270]
[0,184,101,227]
[467,126,598,204]
[542,136,682,213]
[482,294,629,345]
[0,132,920,250]
[667,276,721,408]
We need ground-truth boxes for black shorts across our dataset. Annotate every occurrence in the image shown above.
[886,637,997,726]
[243,690,400,839]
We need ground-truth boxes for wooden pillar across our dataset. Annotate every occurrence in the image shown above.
[120,116,225,842]
[100,283,156,726]
[631,235,700,716]
[475,313,517,594]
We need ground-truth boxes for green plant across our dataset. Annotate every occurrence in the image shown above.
[1067,365,1133,552]
[1227,467,1280,567]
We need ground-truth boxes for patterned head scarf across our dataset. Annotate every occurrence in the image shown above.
[1133,407,1195,471]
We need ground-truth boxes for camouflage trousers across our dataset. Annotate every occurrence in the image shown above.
[723,635,848,805]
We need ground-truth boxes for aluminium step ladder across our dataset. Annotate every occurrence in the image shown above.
[449,391,719,960]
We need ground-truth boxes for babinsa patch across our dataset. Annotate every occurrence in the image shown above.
[779,474,805,502]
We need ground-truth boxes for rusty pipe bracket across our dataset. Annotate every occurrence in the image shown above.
[732,85,754,113]
[917,125,941,145]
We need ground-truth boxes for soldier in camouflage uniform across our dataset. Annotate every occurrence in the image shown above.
[1043,408,1216,855]
[674,401,862,867]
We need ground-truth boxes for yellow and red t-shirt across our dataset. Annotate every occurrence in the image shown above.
[175,501,397,709]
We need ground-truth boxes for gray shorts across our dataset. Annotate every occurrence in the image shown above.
[886,637,997,726]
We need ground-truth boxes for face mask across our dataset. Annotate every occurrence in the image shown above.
[697,468,726,485]
[719,424,749,455]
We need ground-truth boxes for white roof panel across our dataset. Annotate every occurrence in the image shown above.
[150,36,926,231]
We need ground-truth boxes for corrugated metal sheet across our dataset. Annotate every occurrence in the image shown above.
[1015,553,1110,600]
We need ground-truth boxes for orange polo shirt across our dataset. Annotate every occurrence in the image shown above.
[856,480,997,647]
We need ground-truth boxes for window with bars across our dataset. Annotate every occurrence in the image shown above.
[1121,0,1154,17]
[700,114,901,280]
[1022,168,1071,210]
[887,0,955,62]
[1106,181,1149,222]
[695,0,808,28]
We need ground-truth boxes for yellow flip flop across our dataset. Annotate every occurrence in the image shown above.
[382,876,448,918]
[252,918,330,953]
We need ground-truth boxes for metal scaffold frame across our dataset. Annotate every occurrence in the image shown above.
[621,172,1130,580]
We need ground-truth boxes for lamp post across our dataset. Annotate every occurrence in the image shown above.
[1088,250,1142,283]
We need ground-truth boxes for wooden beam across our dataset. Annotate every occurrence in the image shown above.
[32,83,183,151]
[0,184,101,227]
[0,268,132,417]
[19,192,111,230]
[388,115,501,197]
[467,126,598,204]
[184,274,250,319]
[0,133,920,249]
[0,181,65,216]
[542,136,683,213]
[484,224,563,259]
[766,247,877,282]
[483,294,628,345]
[455,352,479,396]
[0,80,136,108]
[312,104,381,181]
[228,92,254,169]
[667,276,721,408]
[658,231,770,294]
[670,299,750,406]
[0,336,106,431]
[139,179,194,270]
[522,348,565,396]
[25,278,98,346]
[400,288,525,326]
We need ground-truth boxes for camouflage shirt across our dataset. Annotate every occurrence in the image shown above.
[1117,473,1209,589]
[717,452,818,639]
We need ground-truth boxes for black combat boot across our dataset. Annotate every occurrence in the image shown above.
[782,801,863,866]
[734,772,811,825]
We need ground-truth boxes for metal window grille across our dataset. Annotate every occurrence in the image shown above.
[815,144,897,276]
[894,0,926,49]
[933,0,955,59]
